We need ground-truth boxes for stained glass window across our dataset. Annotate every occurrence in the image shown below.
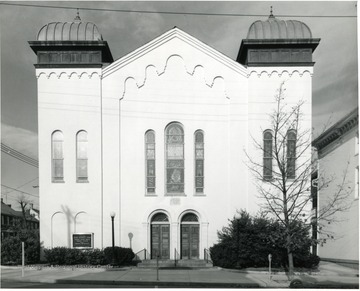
[76,131,88,182]
[194,131,204,193]
[287,130,296,179]
[166,123,184,193]
[263,130,273,180]
[52,131,64,182]
[145,130,156,193]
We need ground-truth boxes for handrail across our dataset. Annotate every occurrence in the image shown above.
[204,248,213,264]
[134,248,151,261]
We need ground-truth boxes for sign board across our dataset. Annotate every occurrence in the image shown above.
[72,233,94,249]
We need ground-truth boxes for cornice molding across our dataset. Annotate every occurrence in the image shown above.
[121,55,229,100]
[312,108,358,151]
[36,70,101,79]
[102,27,247,78]
[247,68,313,78]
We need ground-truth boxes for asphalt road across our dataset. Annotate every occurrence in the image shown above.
[1,281,255,289]
[1,281,163,288]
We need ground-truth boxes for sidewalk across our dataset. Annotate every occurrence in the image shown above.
[1,261,358,288]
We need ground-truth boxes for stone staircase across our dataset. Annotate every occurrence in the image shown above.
[137,259,213,269]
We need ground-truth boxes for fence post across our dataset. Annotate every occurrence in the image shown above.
[144,248,146,260]
[268,254,272,281]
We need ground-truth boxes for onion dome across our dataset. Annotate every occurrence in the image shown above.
[29,11,113,66]
[236,7,320,66]
[37,21,103,41]
[247,10,312,39]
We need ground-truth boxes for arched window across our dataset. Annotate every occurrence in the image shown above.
[181,213,199,222]
[263,130,273,180]
[145,130,156,194]
[76,130,88,182]
[287,130,296,179]
[165,123,184,194]
[194,130,204,193]
[52,131,64,182]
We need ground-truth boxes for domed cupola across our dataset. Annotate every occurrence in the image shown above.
[237,8,320,66]
[29,11,113,67]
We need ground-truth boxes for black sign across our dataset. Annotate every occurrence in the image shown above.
[73,233,93,248]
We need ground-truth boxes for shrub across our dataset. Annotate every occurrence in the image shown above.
[210,210,319,270]
[44,247,68,265]
[104,247,135,266]
[85,249,107,265]
[1,229,40,265]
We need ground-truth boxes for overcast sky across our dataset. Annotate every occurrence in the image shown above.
[1,1,358,210]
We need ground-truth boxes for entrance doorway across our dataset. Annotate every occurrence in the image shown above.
[180,213,199,259]
[151,213,170,259]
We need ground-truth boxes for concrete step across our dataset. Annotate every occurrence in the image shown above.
[137,259,213,269]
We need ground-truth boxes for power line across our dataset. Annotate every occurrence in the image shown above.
[1,143,39,168]
[0,2,356,18]
[1,184,39,198]
[2,177,39,195]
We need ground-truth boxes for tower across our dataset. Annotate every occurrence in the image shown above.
[238,10,320,213]
[29,14,113,249]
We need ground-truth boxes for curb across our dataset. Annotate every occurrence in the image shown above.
[56,279,261,288]
[221,268,359,278]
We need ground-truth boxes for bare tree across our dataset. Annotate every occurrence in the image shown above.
[16,194,32,229]
[245,82,352,276]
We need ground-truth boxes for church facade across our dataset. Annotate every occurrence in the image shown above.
[29,13,319,259]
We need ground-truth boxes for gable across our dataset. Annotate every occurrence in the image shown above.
[103,28,246,77]
[102,28,247,100]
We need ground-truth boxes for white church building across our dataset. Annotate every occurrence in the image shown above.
[29,12,319,260]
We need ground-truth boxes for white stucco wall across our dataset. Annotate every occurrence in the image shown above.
[246,67,313,215]
[37,68,103,249]
[317,127,359,262]
[101,32,249,256]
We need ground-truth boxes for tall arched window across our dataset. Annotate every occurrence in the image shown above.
[263,130,273,180]
[165,123,184,194]
[194,130,204,193]
[145,130,156,194]
[52,130,64,182]
[287,130,296,179]
[76,130,88,182]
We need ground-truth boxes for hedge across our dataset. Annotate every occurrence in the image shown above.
[44,247,134,266]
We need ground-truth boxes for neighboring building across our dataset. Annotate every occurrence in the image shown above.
[312,108,359,268]
[1,199,39,241]
[1,199,22,240]
[29,12,319,259]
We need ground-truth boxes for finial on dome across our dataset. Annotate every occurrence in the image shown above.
[269,6,274,18]
[74,8,81,21]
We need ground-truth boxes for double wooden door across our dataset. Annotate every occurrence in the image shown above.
[181,224,199,259]
[151,224,170,259]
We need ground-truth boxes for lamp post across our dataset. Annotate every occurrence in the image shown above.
[110,212,116,266]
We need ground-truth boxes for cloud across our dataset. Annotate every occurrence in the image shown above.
[1,123,38,158]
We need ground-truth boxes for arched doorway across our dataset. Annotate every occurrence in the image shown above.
[181,213,199,259]
[151,213,170,259]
